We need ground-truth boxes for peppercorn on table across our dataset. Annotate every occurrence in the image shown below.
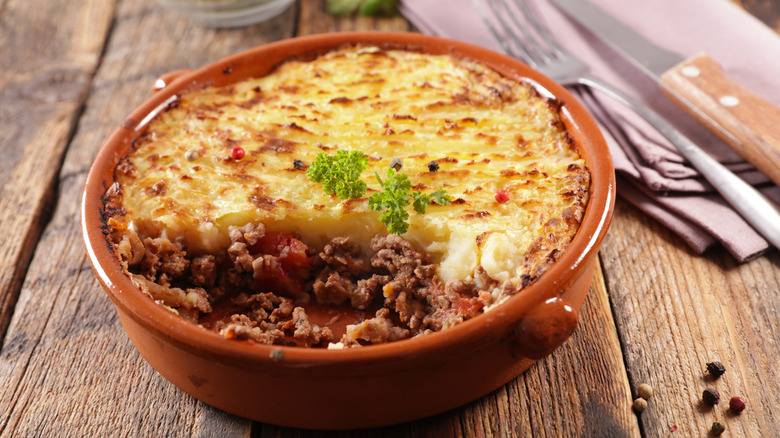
[1,0,780,436]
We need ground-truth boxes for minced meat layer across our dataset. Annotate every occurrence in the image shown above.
[112,223,511,348]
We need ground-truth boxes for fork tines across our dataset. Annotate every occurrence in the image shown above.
[475,0,562,68]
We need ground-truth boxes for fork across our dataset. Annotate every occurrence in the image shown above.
[475,0,780,251]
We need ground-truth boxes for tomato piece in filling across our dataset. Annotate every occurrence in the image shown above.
[249,231,312,298]
[454,296,484,319]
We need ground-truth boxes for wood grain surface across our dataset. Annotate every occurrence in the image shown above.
[600,201,780,437]
[734,0,780,32]
[0,0,116,351]
[1,0,779,437]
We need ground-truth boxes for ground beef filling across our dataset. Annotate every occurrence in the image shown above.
[115,224,500,348]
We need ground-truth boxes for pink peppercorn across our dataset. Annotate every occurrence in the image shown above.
[495,190,509,203]
[231,146,245,160]
[729,396,746,413]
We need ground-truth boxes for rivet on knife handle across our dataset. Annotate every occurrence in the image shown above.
[660,53,780,187]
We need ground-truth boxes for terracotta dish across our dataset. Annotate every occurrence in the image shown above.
[82,32,615,429]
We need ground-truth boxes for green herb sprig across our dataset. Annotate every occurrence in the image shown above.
[306,150,369,200]
[306,151,451,234]
[369,168,451,234]
[326,0,396,16]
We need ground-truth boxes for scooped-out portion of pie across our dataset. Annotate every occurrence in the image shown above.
[102,44,590,348]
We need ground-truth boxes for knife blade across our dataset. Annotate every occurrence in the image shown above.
[551,0,780,188]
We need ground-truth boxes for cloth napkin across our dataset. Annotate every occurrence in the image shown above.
[399,0,780,261]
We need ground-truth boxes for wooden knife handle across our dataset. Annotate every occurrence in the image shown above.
[660,53,780,187]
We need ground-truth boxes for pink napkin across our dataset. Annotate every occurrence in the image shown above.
[399,0,780,261]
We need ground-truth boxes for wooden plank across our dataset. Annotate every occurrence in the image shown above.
[0,0,295,436]
[732,0,780,33]
[0,0,115,347]
[599,200,780,437]
[507,265,639,437]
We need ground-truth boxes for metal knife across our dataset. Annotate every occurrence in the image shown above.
[551,0,780,188]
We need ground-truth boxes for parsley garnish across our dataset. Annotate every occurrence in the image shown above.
[306,151,451,234]
[306,150,369,200]
[369,169,451,234]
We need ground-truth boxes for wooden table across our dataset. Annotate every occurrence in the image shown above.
[1,0,778,436]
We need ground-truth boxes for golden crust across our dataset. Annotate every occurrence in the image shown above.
[105,44,590,289]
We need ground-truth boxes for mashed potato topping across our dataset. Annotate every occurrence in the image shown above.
[103,45,590,347]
